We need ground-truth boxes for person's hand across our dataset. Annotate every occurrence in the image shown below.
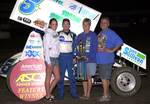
[83,56,88,61]
[75,56,88,61]
[73,58,77,64]
[76,56,80,60]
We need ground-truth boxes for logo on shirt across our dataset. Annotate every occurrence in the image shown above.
[59,36,65,41]
[85,36,91,53]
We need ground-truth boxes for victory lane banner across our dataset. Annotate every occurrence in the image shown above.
[9,0,101,35]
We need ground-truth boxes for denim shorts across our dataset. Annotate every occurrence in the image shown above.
[50,57,59,67]
[97,64,113,80]
[46,57,59,68]
[86,63,96,77]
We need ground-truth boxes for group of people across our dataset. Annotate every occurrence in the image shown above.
[42,17,123,102]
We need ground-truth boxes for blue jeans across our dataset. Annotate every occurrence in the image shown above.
[57,53,78,97]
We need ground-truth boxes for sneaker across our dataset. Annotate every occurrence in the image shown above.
[80,96,89,100]
[99,95,111,102]
[49,97,54,102]
[50,95,55,99]
[44,96,54,102]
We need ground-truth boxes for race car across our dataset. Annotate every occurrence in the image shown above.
[0,44,147,97]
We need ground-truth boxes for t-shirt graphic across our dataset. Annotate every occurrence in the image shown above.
[85,36,91,53]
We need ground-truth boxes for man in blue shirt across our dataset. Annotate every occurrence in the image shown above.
[96,17,123,102]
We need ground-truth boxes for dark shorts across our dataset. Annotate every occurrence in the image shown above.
[97,64,113,80]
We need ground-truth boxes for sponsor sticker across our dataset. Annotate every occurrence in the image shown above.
[8,58,46,101]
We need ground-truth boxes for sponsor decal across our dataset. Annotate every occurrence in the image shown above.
[25,50,40,57]
[52,0,99,20]
[123,47,145,65]
[17,16,23,21]
[23,17,31,23]
[28,39,41,45]
[19,0,44,15]
[21,64,42,71]
[17,16,31,24]
[117,43,146,69]
[16,73,44,82]
[8,58,46,101]
[26,45,42,49]
[20,31,44,60]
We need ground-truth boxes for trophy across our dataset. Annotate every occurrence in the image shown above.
[97,34,106,48]
[76,40,87,81]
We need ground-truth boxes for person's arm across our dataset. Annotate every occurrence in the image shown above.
[93,32,98,52]
[72,33,77,57]
[103,44,122,53]
[43,32,51,64]
[89,32,98,61]
[73,34,82,63]
[74,34,82,56]
[104,31,123,53]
